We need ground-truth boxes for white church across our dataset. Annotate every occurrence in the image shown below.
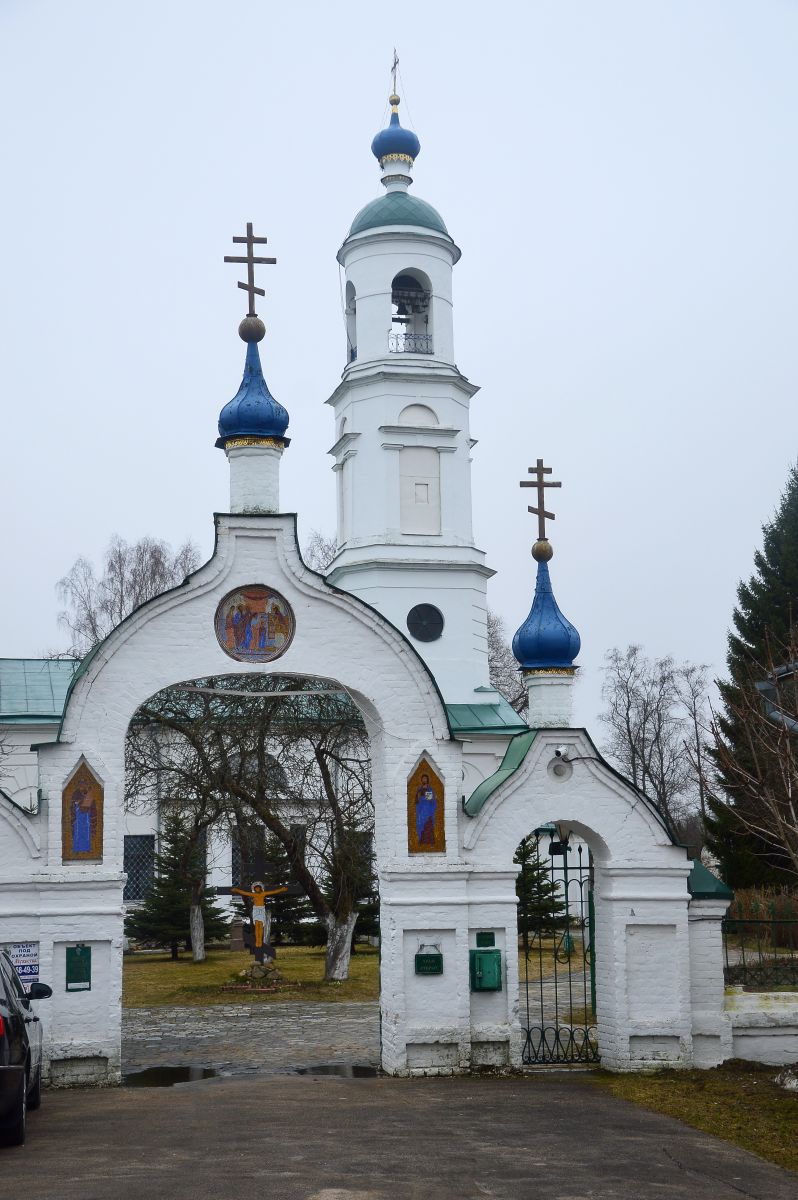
[0,89,745,1085]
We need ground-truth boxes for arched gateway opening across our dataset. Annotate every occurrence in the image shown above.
[515,825,599,1065]
[124,672,375,984]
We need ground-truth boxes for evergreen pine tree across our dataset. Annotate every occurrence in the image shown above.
[514,833,566,954]
[707,464,798,885]
[125,817,229,959]
[261,832,313,943]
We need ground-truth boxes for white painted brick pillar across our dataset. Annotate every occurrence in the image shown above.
[688,897,733,1066]
[593,864,693,1071]
[226,444,283,513]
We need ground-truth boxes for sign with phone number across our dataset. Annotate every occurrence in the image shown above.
[0,942,39,993]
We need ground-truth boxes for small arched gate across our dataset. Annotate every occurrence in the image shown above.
[517,826,599,1065]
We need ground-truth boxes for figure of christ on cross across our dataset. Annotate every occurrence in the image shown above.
[213,866,304,964]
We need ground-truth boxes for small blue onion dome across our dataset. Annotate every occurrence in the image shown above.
[512,558,581,670]
[371,95,420,164]
[215,340,290,449]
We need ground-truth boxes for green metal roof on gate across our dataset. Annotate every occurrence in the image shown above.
[446,699,529,737]
[687,858,733,900]
[0,658,80,724]
[462,729,537,817]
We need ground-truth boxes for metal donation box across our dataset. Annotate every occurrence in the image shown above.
[470,935,502,992]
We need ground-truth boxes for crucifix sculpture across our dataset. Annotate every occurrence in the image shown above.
[224,222,276,317]
[520,459,561,541]
[213,843,302,965]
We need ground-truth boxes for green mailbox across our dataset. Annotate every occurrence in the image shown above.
[469,947,502,992]
[65,944,91,992]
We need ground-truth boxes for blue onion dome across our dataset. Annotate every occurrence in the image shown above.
[512,544,581,670]
[371,94,420,164]
[215,337,290,449]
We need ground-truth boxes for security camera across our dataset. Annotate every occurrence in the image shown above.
[553,746,570,760]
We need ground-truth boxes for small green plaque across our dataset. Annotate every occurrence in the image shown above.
[66,944,91,992]
[415,951,443,976]
[475,931,495,948]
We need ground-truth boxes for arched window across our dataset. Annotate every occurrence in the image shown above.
[398,403,438,427]
[389,269,432,355]
[345,281,357,362]
[400,446,441,534]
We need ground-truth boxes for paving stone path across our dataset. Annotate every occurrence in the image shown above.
[122,1001,381,1075]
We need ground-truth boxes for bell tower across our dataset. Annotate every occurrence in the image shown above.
[326,89,492,703]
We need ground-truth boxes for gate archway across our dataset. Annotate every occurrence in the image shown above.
[516,826,598,1065]
[34,512,462,1084]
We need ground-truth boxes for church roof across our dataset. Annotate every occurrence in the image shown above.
[0,658,79,724]
[446,699,528,736]
[348,192,450,238]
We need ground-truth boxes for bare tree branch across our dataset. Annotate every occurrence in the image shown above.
[58,534,200,656]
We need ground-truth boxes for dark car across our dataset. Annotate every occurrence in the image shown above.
[0,951,52,1146]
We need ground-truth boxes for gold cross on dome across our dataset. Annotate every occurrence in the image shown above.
[520,459,561,540]
[224,222,276,317]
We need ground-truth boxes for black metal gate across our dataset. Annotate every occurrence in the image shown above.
[518,828,599,1065]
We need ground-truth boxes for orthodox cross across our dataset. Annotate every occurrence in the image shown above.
[520,459,561,540]
[391,48,399,95]
[224,222,276,317]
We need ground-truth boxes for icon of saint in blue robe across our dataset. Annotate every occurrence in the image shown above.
[71,788,95,854]
[415,775,437,847]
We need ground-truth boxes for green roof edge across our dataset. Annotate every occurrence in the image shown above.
[462,729,537,818]
[688,858,733,901]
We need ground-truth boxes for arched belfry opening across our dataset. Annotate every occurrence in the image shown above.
[389,270,432,354]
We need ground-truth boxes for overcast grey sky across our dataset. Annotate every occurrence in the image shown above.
[2,1,796,728]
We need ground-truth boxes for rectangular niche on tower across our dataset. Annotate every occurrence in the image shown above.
[62,760,104,862]
[400,446,440,535]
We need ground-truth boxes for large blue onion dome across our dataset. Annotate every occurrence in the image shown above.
[371,94,420,164]
[215,338,290,449]
[349,191,449,238]
[512,548,581,671]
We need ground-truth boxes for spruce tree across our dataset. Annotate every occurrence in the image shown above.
[261,832,313,943]
[707,464,798,885]
[125,818,229,959]
[514,834,566,954]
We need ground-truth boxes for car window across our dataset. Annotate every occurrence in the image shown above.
[0,956,27,1005]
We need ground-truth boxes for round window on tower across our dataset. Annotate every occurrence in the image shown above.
[407,604,444,643]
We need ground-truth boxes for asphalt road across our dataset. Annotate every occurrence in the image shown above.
[2,1072,796,1200]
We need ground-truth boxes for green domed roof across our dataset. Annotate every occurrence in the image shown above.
[348,192,449,237]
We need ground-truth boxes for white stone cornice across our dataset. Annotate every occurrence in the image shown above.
[379,424,459,441]
[327,364,479,407]
[327,430,361,458]
[337,226,462,265]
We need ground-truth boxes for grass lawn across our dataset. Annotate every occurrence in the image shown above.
[591,1060,798,1174]
[123,944,379,1007]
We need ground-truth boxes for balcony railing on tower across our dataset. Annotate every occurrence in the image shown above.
[388,330,433,355]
